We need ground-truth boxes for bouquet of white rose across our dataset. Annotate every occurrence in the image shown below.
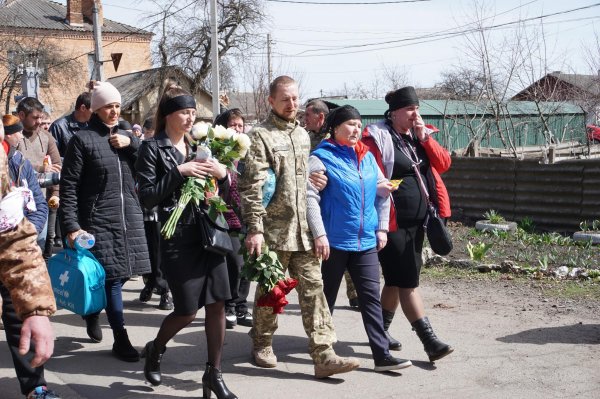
[160,122,252,239]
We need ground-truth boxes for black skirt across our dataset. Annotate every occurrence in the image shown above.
[378,223,425,288]
[161,224,231,315]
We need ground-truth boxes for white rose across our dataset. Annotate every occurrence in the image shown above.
[212,125,231,140]
[235,133,251,157]
[191,122,209,140]
[226,128,237,139]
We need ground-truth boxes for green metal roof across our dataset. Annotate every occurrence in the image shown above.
[322,98,584,117]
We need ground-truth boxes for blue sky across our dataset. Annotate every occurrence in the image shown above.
[56,0,600,99]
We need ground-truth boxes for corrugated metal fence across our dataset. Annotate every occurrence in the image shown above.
[444,157,600,232]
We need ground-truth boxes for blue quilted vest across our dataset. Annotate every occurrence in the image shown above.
[312,140,379,251]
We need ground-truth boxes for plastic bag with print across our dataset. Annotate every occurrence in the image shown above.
[0,182,36,233]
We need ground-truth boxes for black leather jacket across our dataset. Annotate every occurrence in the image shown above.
[135,131,229,225]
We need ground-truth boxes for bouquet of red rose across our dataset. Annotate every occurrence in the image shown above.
[241,245,298,314]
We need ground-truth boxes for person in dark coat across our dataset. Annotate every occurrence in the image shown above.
[59,81,150,363]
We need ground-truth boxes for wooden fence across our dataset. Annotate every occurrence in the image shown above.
[444,157,600,232]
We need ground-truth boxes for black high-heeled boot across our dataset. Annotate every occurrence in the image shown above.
[141,340,166,386]
[202,363,238,399]
[411,317,454,362]
[382,309,402,351]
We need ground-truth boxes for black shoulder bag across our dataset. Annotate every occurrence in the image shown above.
[392,131,453,256]
[198,208,233,256]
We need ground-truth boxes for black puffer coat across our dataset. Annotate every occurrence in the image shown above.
[59,114,150,280]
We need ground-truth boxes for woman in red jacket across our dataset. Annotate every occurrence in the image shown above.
[362,86,453,362]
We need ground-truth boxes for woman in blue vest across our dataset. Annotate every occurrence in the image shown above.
[306,105,411,372]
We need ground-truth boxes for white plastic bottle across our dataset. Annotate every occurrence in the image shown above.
[195,143,212,161]
[75,232,95,249]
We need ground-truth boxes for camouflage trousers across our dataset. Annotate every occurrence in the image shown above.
[344,271,357,300]
[250,250,337,363]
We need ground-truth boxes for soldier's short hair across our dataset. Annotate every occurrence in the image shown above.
[269,76,296,97]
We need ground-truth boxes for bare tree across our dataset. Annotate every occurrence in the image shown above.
[433,0,585,157]
[436,66,491,100]
[148,0,266,94]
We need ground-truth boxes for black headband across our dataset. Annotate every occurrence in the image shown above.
[385,86,419,113]
[322,105,361,134]
[160,95,197,116]
[4,121,23,135]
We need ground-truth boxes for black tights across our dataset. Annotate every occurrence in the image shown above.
[154,301,225,368]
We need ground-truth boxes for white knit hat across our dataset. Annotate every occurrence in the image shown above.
[90,81,121,112]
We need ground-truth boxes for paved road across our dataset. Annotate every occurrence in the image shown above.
[1,276,599,398]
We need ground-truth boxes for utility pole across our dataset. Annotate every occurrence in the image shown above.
[267,34,272,83]
[210,0,220,118]
[92,0,104,81]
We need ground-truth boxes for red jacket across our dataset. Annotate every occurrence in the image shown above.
[362,122,451,231]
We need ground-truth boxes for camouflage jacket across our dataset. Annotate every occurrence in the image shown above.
[308,129,329,151]
[239,112,313,252]
[0,148,56,320]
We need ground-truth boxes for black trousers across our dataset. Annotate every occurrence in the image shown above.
[1,283,46,395]
[321,247,390,362]
[225,234,250,313]
[142,220,169,294]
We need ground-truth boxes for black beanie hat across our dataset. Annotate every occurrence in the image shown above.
[385,86,419,113]
[322,105,361,134]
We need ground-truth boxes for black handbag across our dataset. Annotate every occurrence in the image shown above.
[198,209,233,256]
[424,203,453,256]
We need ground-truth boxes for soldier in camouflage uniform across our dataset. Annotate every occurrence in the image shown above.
[239,75,360,379]
[1,128,59,399]
[304,99,360,309]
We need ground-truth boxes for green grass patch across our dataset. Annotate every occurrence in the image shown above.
[544,280,600,301]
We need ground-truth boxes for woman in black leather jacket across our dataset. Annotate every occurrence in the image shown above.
[135,84,237,399]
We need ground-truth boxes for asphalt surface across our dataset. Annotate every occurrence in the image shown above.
[1,275,599,399]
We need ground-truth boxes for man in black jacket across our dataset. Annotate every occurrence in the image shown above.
[49,92,92,158]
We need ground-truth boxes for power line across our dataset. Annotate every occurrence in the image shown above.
[281,3,600,57]
[101,1,146,12]
[47,0,198,71]
[275,14,598,50]
[268,0,539,41]
[267,0,429,4]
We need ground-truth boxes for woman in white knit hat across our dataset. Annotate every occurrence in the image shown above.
[59,81,150,362]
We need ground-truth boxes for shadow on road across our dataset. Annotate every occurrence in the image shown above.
[497,323,600,345]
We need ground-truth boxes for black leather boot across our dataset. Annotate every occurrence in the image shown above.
[382,309,402,351]
[202,363,238,399]
[141,340,166,386]
[411,317,454,362]
[112,329,140,362]
[84,313,102,343]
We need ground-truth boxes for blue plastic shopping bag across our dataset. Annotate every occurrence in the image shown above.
[48,247,107,316]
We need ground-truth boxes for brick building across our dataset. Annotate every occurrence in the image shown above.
[0,0,152,118]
